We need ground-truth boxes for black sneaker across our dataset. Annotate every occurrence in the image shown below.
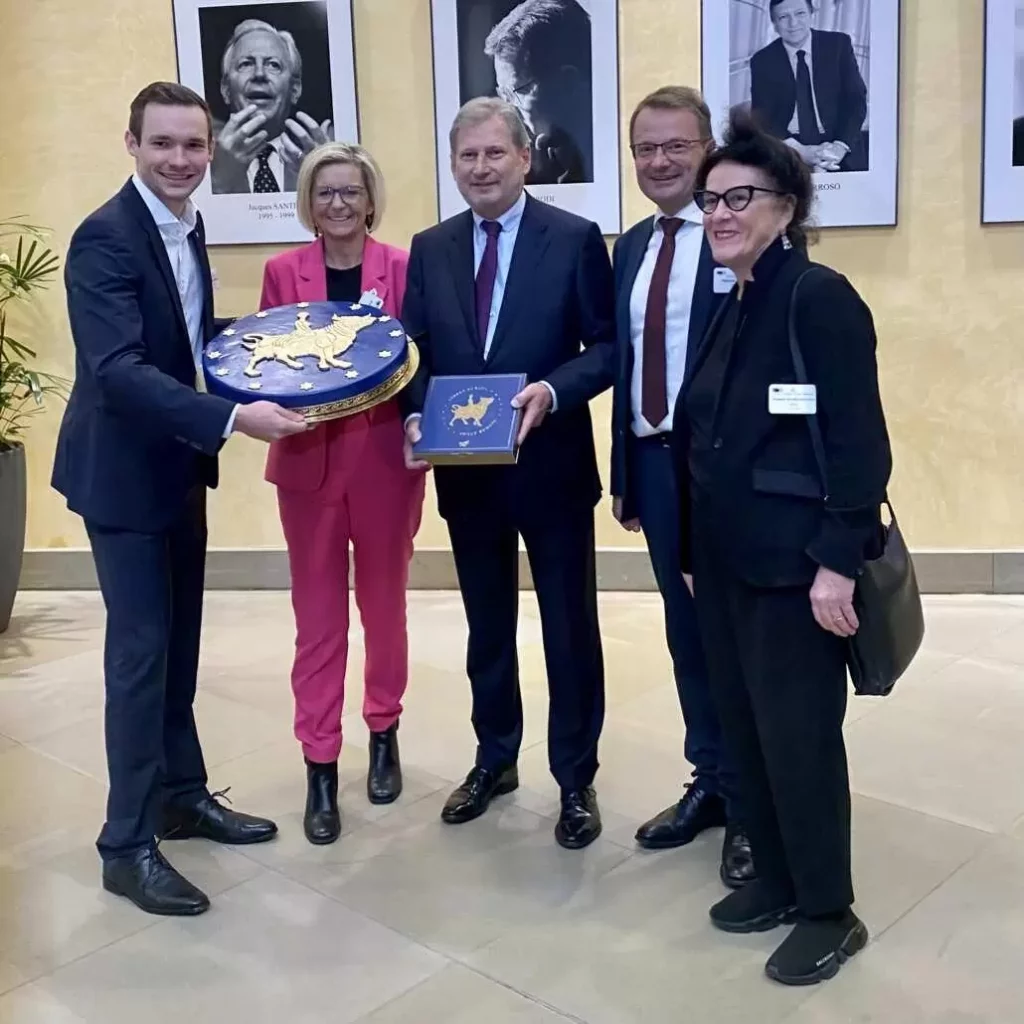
[765,911,869,985]
[709,879,796,933]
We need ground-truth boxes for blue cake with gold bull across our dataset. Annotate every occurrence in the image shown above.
[202,300,419,422]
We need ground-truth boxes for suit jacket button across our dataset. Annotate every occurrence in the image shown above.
[713,438,723,450]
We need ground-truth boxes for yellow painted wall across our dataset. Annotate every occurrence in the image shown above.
[1,0,1021,554]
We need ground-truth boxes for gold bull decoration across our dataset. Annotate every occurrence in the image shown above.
[449,393,495,427]
[240,310,378,378]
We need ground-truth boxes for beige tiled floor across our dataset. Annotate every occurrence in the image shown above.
[2,590,1024,1022]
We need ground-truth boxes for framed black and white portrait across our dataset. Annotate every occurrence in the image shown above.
[701,0,901,228]
[173,0,359,244]
[982,0,1024,223]
[430,0,621,233]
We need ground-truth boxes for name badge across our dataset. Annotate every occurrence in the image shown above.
[713,267,737,294]
[768,383,817,415]
[359,288,384,309]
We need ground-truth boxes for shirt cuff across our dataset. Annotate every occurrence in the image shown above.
[223,404,239,439]
[540,381,558,413]
[403,413,422,428]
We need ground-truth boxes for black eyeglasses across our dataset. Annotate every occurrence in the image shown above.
[693,186,790,213]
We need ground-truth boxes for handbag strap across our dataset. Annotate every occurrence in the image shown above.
[787,267,893,518]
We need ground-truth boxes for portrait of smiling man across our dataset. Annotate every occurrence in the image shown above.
[207,12,335,194]
[747,0,869,173]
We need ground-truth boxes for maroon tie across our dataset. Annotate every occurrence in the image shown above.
[641,217,683,428]
[475,220,502,347]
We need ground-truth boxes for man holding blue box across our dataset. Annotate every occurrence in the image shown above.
[400,96,615,849]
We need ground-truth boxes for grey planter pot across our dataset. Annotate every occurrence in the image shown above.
[0,442,27,633]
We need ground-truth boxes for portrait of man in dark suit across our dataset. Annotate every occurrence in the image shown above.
[748,0,869,173]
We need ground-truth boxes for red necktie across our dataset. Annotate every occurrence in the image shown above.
[641,217,683,428]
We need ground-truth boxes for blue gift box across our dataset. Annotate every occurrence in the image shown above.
[413,373,527,465]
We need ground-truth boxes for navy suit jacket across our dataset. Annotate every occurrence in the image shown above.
[399,194,615,521]
[750,31,868,157]
[609,215,724,520]
[52,179,235,532]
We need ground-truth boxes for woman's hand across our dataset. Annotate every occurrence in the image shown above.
[809,566,859,637]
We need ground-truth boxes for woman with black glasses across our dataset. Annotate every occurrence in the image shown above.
[670,108,892,986]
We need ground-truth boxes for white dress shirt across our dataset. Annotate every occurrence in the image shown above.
[131,174,237,436]
[628,202,705,436]
[783,36,826,137]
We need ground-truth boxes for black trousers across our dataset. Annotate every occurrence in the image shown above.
[446,502,605,792]
[629,436,737,813]
[691,526,853,916]
[85,486,210,861]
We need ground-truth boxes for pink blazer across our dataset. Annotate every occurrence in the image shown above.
[259,235,410,491]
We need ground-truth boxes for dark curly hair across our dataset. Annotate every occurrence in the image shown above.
[695,105,816,252]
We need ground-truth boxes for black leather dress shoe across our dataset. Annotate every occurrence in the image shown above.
[160,790,278,845]
[367,724,402,805]
[555,787,602,850]
[720,823,756,888]
[102,846,209,916]
[304,759,341,845]
[634,782,727,850]
[441,765,518,824]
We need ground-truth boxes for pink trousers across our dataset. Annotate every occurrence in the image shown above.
[275,404,425,764]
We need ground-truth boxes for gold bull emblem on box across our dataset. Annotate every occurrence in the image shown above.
[240,310,378,378]
[449,393,495,428]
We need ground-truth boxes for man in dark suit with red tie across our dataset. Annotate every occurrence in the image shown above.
[610,86,754,887]
[749,0,868,173]
[400,96,614,849]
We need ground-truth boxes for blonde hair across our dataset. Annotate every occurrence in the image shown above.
[295,142,387,234]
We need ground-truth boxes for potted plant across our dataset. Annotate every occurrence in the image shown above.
[0,218,69,632]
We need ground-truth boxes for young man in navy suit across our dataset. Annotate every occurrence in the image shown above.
[52,82,307,916]
[610,86,753,887]
[400,97,614,849]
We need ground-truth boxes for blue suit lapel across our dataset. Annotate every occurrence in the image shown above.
[617,217,653,351]
[486,197,550,364]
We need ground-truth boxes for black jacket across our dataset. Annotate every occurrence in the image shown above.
[399,194,615,520]
[671,239,891,587]
[52,180,235,532]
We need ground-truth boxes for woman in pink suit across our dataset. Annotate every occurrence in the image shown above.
[259,142,425,845]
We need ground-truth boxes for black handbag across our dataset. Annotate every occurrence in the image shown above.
[788,269,925,696]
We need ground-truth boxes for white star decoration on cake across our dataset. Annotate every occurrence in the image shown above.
[215,368,230,377]
[248,382,262,390]
[379,316,391,322]
[255,312,268,318]
[300,382,314,391]
[350,303,362,311]
[378,350,392,358]
[222,328,236,336]
[297,302,309,308]
[345,370,359,379]
[207,350,222,359]
[389,329,402,338]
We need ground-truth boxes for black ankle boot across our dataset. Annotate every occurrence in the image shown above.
[303,759,340,845]
[367,723,402,805]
